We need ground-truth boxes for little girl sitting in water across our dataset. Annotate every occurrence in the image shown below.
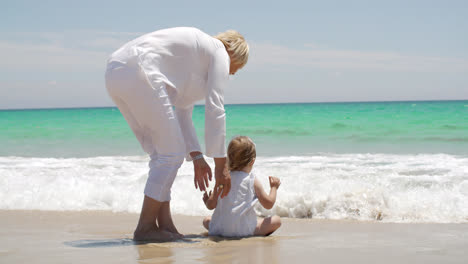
[202,136,282,237]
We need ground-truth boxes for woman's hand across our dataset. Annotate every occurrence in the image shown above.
[192,153,212,192]
[214,158,231,198]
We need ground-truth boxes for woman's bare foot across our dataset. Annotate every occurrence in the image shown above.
[133,225,178,242]
[158,224,183,239]
[157,201,183,238]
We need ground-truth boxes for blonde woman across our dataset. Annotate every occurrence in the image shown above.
[105,27,249,241]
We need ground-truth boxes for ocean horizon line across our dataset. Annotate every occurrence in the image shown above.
[1,99,467,111]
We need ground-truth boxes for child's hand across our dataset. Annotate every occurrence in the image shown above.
[203,191,211,204]
[269,176,281,189]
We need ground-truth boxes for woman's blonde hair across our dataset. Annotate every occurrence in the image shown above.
[227,136,256,171]
[214,30,249,68]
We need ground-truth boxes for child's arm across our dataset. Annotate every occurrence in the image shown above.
[254,176,281,210]
[203,186,222,210]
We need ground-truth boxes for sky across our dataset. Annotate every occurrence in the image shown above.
[1,0,467,109]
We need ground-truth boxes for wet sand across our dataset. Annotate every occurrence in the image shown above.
[0,210,466,263]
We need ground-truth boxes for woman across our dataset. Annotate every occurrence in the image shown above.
[105,27,249,241]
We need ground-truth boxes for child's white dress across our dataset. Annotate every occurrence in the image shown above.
[209,171,258,237]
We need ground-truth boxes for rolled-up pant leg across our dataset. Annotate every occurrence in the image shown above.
[105,61,185,202]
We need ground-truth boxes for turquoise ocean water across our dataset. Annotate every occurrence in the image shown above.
[1,101,467,157]
[1,101,467,222]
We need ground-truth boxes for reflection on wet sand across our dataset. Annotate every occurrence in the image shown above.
[134,234,280,264]
[201,236,279,264]
[136,243,174,264]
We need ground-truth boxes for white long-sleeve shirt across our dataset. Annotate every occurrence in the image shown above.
[108,27,229,160]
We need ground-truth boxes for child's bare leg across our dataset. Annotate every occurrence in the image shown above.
[202,216,211,231]
[157,201,182,238]
[253,215,281,236]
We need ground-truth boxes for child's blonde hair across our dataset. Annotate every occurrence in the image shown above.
[214,30,249,68]
[227,136,256,171]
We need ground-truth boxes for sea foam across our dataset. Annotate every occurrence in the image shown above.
[1,153,467,223]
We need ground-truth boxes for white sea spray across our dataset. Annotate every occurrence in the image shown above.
[1,153,467,223]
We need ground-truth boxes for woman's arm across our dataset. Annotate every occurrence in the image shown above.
[175,106,213,192]
[254,177,281,210]
[204,48,229,159]
[205,48,231,197]
[214,157,230,198]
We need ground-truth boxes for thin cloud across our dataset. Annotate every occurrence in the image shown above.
[1,31,467,74]
[249,43,468,73]
[0,31,141,71]
[0,40,107,70]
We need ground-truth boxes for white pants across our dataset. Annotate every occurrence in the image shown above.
[105,60,185,202]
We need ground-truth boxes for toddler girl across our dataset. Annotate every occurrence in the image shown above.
[202,136,281,237]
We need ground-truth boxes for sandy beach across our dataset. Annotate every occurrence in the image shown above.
[0,210,466,263]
